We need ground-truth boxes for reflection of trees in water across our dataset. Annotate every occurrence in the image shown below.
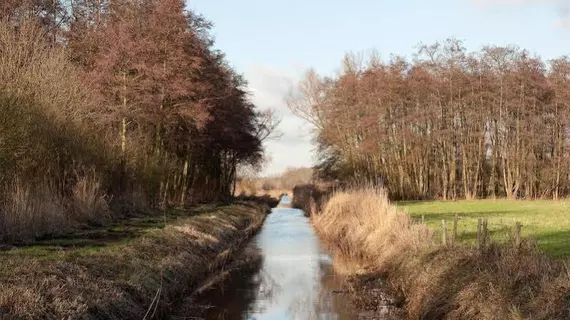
[179,248,269,320]
[286,259,358,320]
[183,256,360,320]
[245,268,282,315]
[181,213,374,320]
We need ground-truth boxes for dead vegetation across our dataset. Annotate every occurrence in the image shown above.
[0,202,268,319]
[311,187,570,320]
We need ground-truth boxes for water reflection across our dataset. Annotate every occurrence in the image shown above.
[188,199,360,320]
[277,195,292,208]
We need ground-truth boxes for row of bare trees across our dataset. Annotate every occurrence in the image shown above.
[0,0,275,241]
[290,39,570,200]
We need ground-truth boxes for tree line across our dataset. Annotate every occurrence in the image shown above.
[289,39,570,200]
[0,0,274,241]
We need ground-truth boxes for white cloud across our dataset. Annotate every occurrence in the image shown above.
[244,64,316,176]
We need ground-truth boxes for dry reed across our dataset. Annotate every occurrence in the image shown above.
[0,179,68,242]
[312,187,570,319]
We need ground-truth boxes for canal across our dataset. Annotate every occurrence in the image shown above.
[183,196,369,319]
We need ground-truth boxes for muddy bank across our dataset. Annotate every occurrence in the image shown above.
[344,275,405,319]
[0,202,270,319]
[173,245,264,318]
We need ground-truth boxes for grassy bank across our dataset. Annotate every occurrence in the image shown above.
[311,188,570,320]
[399,200,570,258]
[0,202,269,319]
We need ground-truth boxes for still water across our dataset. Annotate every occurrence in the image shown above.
[189,195,361,319]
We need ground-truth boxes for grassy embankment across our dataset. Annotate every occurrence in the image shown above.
[399,200,570,258]
[309,187,570,320]
[0,201,271,319]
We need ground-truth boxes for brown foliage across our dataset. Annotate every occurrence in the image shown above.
[290,39,570,200]
[0,0,270,242]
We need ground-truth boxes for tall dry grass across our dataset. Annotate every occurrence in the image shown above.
[0,19,116,242]
[0,175,111,242]
[313,188,434,273]
[71,173,110,225]
[312,187,570,319]
[0,180,68,242]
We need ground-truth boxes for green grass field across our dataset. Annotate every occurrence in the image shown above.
[397,200,570,258]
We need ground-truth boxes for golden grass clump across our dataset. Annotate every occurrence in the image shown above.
[311,187,570,320]
[313,187,434,273]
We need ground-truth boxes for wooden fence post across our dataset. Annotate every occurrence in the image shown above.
[477,218,482,250]
[452,214,459,246]
[421,215,425,224]
[515,222,522,249]
[442,219,448,247]
[482,219,488,249]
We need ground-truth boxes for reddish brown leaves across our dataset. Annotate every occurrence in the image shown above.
[292,40,570,200]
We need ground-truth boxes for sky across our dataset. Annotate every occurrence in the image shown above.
[186,0,570,176]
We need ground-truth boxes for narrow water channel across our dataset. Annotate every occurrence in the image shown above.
[186,196,362,319]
